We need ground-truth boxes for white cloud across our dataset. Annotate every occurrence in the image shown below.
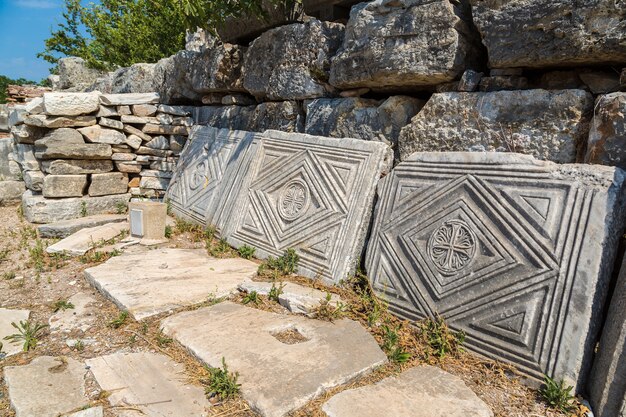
[14,0,59,8]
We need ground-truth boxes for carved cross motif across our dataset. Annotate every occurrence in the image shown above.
[427,220,477,274]
[278,180,310,221]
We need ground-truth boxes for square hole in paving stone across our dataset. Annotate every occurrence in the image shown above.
[270,327,309,345]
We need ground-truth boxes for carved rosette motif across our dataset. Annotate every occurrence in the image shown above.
[427,219,477,275]
[278,179,310,221]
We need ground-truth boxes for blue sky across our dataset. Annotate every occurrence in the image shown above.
[0,0,66,81]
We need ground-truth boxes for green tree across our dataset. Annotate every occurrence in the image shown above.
[39,0,296,71]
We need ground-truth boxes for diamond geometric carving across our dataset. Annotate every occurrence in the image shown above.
[365,153,626,387]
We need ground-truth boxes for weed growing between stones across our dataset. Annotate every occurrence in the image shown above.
[28,239,46,272]
[418,316,466,361]
[208,238,234,258]
[313,292,345,322]
[4,320,48,352]
[80,201,88,217]
[381,324,411,363]
[52,299,75,312]
[242,290,260,305]
[268,282,285,302]
[115,201,128,214]
[155,332,173,347]
[108,311,129,329]
[2,271,16,280]
[540,375,576,413]
[257,248,299,278]
[164,225,173,238]
[237,245,256,259]
[203,358,241,402]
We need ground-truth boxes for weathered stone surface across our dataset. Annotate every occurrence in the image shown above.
[479,75,529,92]
[78,124,125,144]
[305,96,424,159]
[471,0,626,69]
[120,114,157,124]
[399,90,594,163]
[109,63,157,93]
[98,117,124,130]
[48,292,97,332]
[128,201,167,242]
[125,133,142,149]
[161,302,387,417]
[132,104,157,117]
[458,69,484,92]
[86,352,210,416]
[38,214,127,238]
[140,169,172,178]
[145,135,169,149]
[116,161,143,173]
[111,152,135,161]
[43,175,87,198]
[585,93,626,169]
[37,127,84,145]
[43,92,100,116]
[23,170,44,192]
[24,115,97,129]
[100,93,159,106]
[96,105,117,117]
[36,142,112,160]
[580,70,622,94]
[57,57,106,90]
[330,0,482,90]
[41,159,114,175]
[47,222,128,256]
[22,190,131,223]
[24,97,44,114]
[588,255,626,417]
[243,19,343,100]
[166,126,258,225]
[11,124,47,144]
[63,406,103,417]
[140,176,169,190]
[219,130,391,284]
[322,365,492,417]
[365,152,626,389]
[0,308,30,357]
[4,356,89,417]
[142,124,189,135]
[158,104,190,116]
[89,172,129,197]
[85,248,257,320]
[169,135,186,152]
[239,280,342,315]
[14,143,39,171]
[117,105,132,115]
[194,101,303,133]
[123,124,152,141]
[0,137,15,179]
[0,181,25,205]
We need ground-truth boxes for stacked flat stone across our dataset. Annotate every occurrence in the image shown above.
[7,92,190,222]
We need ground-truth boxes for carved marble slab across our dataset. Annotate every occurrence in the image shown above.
[166,126,258,226]
[365,152,626,388]
[220,130,392,284]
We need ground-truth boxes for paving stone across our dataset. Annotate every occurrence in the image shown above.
[100,93,160,106]
[22,191,132,224]
[86,352,209,417]
[238,280,342,315]
[218,130,392,284]
[62,406,103,417]
[364,152,626,389]
[588,255,626,417]
[166,126,258,225]
[89,172,129,196]
[161,302,387,417]
[41,159,114,175]
[46,222,129,256]
[4,356,89,417]
[0,308,30,357]
[322,365,493,417]
[38,214,127,238]
[85,248,257,320]
[43,174,88,198]
[48,292,97,333]
[78,125,126,145]
[43,92,100,116]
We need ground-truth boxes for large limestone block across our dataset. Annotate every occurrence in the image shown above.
[37,127,84,146]
[85,352,210,417]
[4,356,89,417]
[588,256,626,417]
[89,172,129,196]
[78,125,126,144]
[23,170,44,192]
[585,93,626,169]
[14,143,39,171]
[329,0,482,90]
[399,90,594,163]
[85,248,257,320]
[36,142,112,160]
[194,102,303,133]
[43,92,100,116]
[43,175,87,198]
[22,190,131,223]
[0,308,30,357]
[305,96,424,160]
[218,130,392,284]
[470,0,626,68]
[57,57,106,90]
[166,126,258,225]
[47,222,128,256]
[48,292,97,332]
[365,152,626,389]
[41,159,114,175]
[322,366,492,417]
[38,214,127,238]
[0,181,26,205]
[109,63,157,93]
[161,302,387,417]
[24,114,97,129]
[0,137,14,180]
[11,124,48,144]
[99,93,159,106]
[243,19,344,100]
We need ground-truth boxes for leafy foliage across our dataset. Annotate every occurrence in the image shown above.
[242,290,260,305]
[418,315,466,360]
[380,324,411,363]
[540,375,576,413]
[204,357,241,401]
[4,320,48,352]
[258,248,299,278]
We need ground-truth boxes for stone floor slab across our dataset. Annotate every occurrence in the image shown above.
[85,352,210,417]
[49,292,98,333]
[0,308,30,357]
[63,407,104,417]
[165,126,258,226]
[85,248,257,320]
[365,152,626,389]
[322,365,493,417]
[161,301,387,417]
[38,214,127,239]
[4,356,89,417]
[238,280,342,315]
[47,222,129,256]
